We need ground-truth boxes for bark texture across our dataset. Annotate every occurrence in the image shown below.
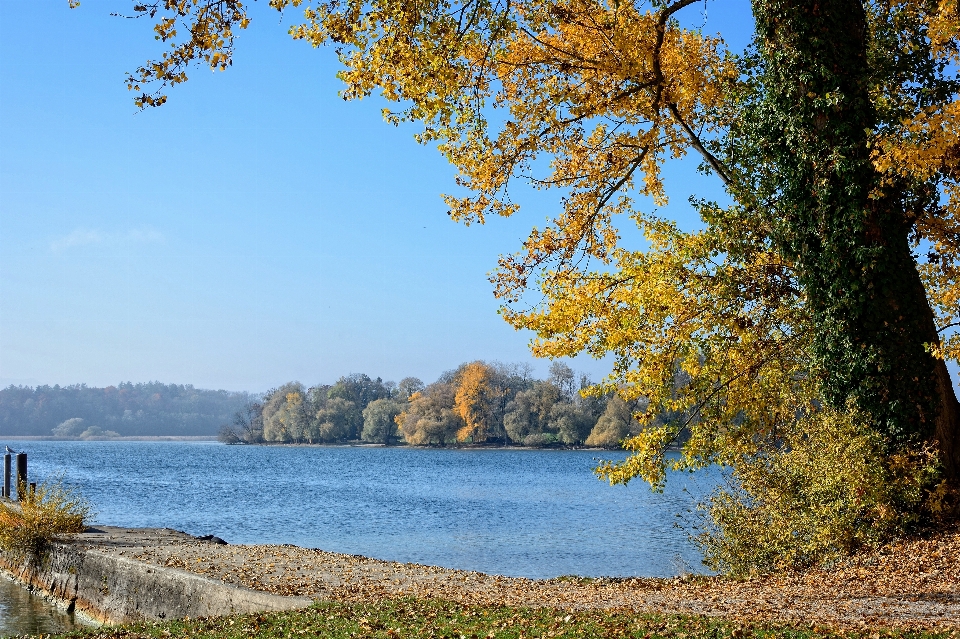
[751,0,960,478]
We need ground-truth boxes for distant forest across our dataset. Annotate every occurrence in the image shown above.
[0,382,252,437]
[0,363,677,446]
[221,361,679,449]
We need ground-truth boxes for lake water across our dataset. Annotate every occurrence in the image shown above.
[0,575,79,636]
[2,442,718,635]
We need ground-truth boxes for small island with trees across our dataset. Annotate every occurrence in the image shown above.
[217,361,665,448]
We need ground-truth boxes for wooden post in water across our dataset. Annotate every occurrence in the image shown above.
[15,453,26,501]
[2,454,9,498]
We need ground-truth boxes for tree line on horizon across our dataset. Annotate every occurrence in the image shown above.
[218,361,670,449]
[0,383,252,438]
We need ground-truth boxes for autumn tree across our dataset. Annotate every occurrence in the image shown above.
[114,0,960,568]
[585,396,639,448]
[396,382,463,445]
[453,361,501,442]
[395,377,425,400]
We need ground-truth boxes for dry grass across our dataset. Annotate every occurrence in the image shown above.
[0,479,90,557]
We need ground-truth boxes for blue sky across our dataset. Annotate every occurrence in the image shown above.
[0,1,752,393]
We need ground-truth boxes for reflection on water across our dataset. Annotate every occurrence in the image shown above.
[0,574,78,637]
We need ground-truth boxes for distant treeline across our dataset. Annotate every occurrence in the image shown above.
[220,361,665,448]
[0,382,253,437]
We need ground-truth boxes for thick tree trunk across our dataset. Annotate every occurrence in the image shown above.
[932,357,960,481]
[752,0,960,481]
[913,262,960,481]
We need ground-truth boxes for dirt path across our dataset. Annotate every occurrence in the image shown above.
[75,526,960,630]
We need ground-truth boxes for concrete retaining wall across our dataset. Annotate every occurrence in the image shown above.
[0,543,313,625]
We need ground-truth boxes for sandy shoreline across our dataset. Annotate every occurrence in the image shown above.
[70,524,960,630]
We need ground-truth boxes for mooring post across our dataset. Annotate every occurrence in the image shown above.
[2,454,9,498]
[15,453,26,501]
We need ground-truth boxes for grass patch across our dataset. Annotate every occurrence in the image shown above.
[32,598,958,639]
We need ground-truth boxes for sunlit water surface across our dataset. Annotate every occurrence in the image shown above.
[3,442,719,634]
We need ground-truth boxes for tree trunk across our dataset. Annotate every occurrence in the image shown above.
[752,0,960,480]
[932,356,960,481]
[913,261,960,481]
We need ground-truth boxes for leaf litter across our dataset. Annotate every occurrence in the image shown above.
[72,524,960,631]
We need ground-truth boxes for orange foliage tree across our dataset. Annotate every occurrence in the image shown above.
[453,362,501,443]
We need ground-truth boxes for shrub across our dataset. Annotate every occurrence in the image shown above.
[52,417,86,437]
[78,425,120,439]
[0,478,91,558]
[694,406,943,575]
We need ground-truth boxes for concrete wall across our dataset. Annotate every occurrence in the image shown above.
[0,543,313,625]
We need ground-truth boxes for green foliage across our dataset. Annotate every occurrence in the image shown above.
[261,382,309,442]
[395,377,424,400]
[697,406,943,575]
[503,382,600,446]
[552,401,594,445]
[0,479,90,558]
[361,398,404,444]
[503,381,562,443]
[522,432,559,447]
[674,1,960,572]
[328,374,393,413]
[44,598,954,639]
[314,397,360,443]
[742,1,948,445]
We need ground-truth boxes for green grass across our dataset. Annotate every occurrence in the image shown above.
[34,598,957,639]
